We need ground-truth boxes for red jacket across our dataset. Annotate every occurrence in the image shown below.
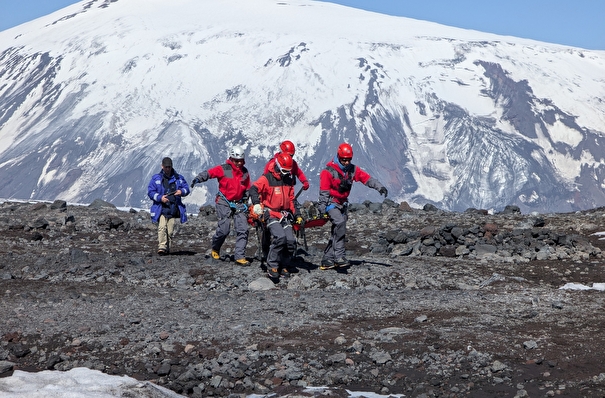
[250,168,295,218]
[319,159,373,205]
[194,158,250,202]
[263,152,308,186]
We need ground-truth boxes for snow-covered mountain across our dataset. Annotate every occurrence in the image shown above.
[1,0,604,212]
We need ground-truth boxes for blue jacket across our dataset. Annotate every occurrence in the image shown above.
[147,169,190,223]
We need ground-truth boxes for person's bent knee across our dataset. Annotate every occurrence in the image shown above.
[334,222,346,230]
[286,239,296,252]
[273,235,287,247]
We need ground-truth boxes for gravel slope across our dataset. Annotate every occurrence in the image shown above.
[1,199,605,397]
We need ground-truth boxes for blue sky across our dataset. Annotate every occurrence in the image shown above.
[1,0,604,50]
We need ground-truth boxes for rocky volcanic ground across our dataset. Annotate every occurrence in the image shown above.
[2,198,605,398]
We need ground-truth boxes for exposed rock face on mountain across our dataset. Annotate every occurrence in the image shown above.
[0,0,604,213]
[2,198,605,397]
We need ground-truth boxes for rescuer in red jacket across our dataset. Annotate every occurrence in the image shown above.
[318,143,388,270]
[250,153,299,279]
[191,145,251,266]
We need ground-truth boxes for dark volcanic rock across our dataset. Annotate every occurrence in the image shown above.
[1,199,605,397]
[50,200,67,211]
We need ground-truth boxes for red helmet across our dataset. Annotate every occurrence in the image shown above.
[280,140,295,156]
[337,143,353,159]
[275,153,293,173]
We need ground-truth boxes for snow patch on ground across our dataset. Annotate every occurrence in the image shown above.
[0,368,184,398]
[559,282,605,291]
[0,368,405,398]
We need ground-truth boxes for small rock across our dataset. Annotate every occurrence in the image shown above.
[327,353,347,364]
[248,278,276,291]
[334,336,347,345]
[156,362,171,376]
[370,350,392,365]
[0,361,15,374]
[491,360,507,372]
[523,340,538,349]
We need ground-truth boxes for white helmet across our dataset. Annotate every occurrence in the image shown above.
[229,145,245,160]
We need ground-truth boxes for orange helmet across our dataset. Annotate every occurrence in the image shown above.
[275,153,293,173]
[280,140,295,156]
[337,143,353,159]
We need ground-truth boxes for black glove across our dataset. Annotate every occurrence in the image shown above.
[191,178,200,188]
[379,187,388,197]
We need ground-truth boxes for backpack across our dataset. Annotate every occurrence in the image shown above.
[221,163,249,182]
[326,164,356,193]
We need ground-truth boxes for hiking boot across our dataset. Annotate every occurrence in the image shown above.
[235,258,250,266]
[157,248,168,255]
[280,268,290,278]
[319,259,335,270]
[334,258,350,268]
[211,250,220,260]
[267,267,280,279]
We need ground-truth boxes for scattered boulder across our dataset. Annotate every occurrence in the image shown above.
[88,199,116,209]
[423,203,439,212]
[50,200,67,211]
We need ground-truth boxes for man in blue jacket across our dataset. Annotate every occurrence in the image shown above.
[147,157,190,255]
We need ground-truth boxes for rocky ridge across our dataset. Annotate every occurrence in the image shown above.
[1,198,605,397]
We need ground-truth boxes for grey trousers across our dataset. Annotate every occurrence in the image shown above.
[322,206,348,262]
[212,201,249,260]
[266,218,296,269]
